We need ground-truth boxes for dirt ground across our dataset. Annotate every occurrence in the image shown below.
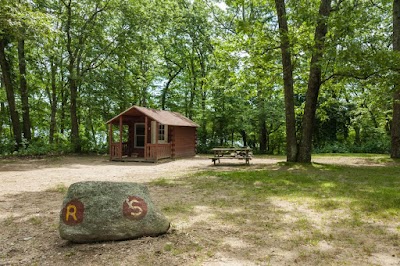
[0,155,383,197]
[0,155,398,265]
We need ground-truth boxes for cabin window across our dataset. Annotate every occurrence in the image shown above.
[159,125,165,141]
[134,123,145,148]
[151,121,168,144]
[158,124,168,143]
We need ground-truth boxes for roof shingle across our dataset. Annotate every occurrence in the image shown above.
[106,106,199,127]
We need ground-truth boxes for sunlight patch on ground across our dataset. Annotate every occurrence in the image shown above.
[370,253,400,266]
[203,252,257,266]
[174,205,215,230]
[270,197,325,231]
[222,237,252,249]
[320,182,336,188]
[316,240,335,252]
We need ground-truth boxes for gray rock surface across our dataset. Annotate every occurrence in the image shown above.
[59,181,170,243]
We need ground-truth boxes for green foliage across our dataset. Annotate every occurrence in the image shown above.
[16,139,72,156]
[0,0,396,157]
[313,139,390,154]
[0,0,53,38]
[0,138,15,155]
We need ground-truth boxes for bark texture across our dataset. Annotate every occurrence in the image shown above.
[297,0,332,162]
[391,0,400,158]
[18,38,32,141]
[275,0,298,162]
[49,58,58,144]
[65,0,81,152]
[0,38,22,150]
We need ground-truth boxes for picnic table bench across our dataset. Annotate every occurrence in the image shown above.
[210,147,252,165]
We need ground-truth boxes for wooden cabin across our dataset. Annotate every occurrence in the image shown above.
[106,106,199,162]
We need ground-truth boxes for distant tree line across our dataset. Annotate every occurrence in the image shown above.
[0,0,399,162]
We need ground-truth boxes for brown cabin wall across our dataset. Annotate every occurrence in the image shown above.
[172,126,197,158]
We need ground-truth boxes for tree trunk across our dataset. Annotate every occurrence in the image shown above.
[0,38,22,150]
[297,0,332,162]
[354,125,361,145]
[392,91,400,157]
[257,84,267,153]
[60,70,67,135]
[259,120,267,153]
[256,82,268,153]
[188,53,197,120]
[69,73,81,152]
[199,89,207,147]
[391,0,400,158]
[89,112,97,147]
[49,58,58,144]
[161,67,182,110]
[275,0,298,162]
[240,130,247,147]
[0,102,5,137]
[65,0,81,152]
[18,38,32,142]
[199,56,207,148]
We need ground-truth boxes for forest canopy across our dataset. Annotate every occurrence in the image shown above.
[0,0,399,162]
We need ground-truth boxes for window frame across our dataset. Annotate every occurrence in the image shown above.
[158,124,168,144]
[158,124,165,142]
[134,123,145,148]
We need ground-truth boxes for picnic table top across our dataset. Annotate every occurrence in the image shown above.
[211,147,252,151]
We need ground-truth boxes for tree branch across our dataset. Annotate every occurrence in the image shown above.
[322,70,381,83]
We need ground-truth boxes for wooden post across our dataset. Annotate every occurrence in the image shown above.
[171,126,175,159]
[119,116,123,160]
[194,127,197,156]
[109,123,113,160]
[144,116,148,161]
[155,121,159,162]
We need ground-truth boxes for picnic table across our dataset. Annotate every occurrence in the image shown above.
[210,147,252,165]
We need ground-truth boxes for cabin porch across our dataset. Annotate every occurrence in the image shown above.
[109,141,173,162]
[108,114,174,162]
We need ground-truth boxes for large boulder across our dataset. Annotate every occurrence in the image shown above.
[59,181,170,243]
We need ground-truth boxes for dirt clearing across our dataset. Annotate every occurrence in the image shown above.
[0,155,399,265]
[0,155,381,197]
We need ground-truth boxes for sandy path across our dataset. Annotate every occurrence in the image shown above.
[0,157,206,197]
[0,156,281,198]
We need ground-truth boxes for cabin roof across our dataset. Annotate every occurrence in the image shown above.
[106,105,199,127]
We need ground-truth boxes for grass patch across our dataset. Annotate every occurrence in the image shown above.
[46,183,68,194]
[2,216,15,226]
[314,153,394,164]
[295,217,313,230]
[193,163,400,219]
[28,216,43,226]
[162,201,193,215]
[171,158,400,264]
[313,153,387,158]
[314,199,342,210]
[150,178,174,187]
